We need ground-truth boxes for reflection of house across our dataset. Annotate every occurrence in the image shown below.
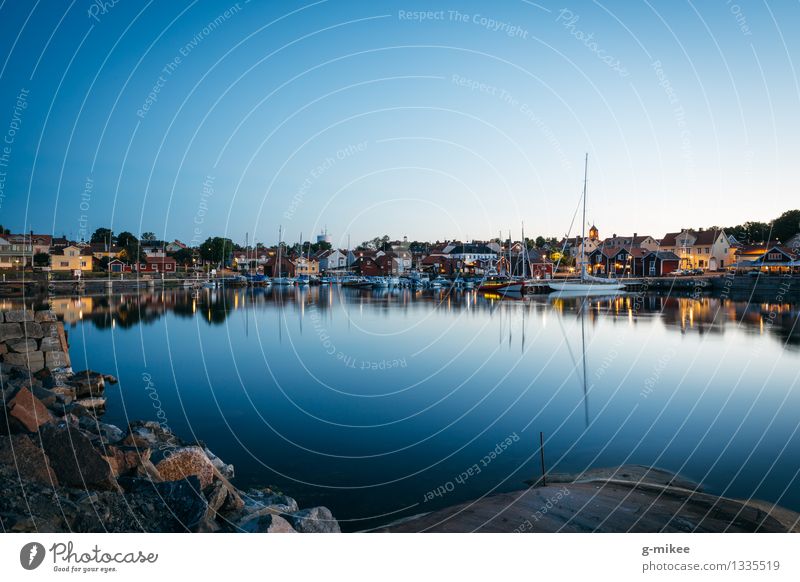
[660,228,730,270]
[50,245,93,271]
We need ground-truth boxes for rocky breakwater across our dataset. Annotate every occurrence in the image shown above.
[0,308,340,533]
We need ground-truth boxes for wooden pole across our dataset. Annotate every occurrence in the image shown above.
[540,431,547,487]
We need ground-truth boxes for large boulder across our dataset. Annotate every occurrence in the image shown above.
[128,476,208,531]
[7,339,38,353]
[237,512,297,533]
[155,446,215,489]
[39,337,62,352]
[7,386,53,432]
[0,435,59,485]
[0,323,23,342]
[21,322,44,339]
[34,311,57,323]
[3,351,45,372]
[286,506,341,533]
[39,424,120,491]
[4,309,34,323]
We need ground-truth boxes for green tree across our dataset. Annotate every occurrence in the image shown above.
[141,232,157,242]
[90,227,113,245]
[171,247,195,268]
[772,209,800,243]
[117,232,144,264]
[199,237,234,266]
[535,236,546,248]
[33,252,50,267]
[0,225,11,235]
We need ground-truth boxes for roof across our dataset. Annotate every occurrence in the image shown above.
[449,244,496,255]
[601,234,655,246]
[661,229,725,247]
[643,250,680,260]
[145,256,177,264]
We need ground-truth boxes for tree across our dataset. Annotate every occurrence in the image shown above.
[171,247,195,269]
[33,252,50,267]
[141,232,157,242]
[199,237,234,266]
[117,232,143,264]
[116,231,138,248]
[0,225,10,235]
[90,227,113,245]
[535,236,546,248]
[772,209,800,243]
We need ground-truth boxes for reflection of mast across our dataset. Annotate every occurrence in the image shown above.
[580,298,589,428]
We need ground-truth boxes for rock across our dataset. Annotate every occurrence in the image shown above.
[243,490,298,514]
[238,512,297,533]
[103,374,118,384]
[101,445,153,478]
[69,371,105,398]
[21,322,44,339]
[30,386,58,408]
[39,424,120,491]
[155,446,216,489]
[0,323,23,342]
[204,447,234,480]
[286,506,341,533]
[0,311,3,322]
[3,351,45,372]
[75,396,106,411]
[78,417,124,443]
[45,351,70,369]
[8,339,38,353]
[39,336,62,352]
[7,386,53,432]
[0,343,7,355]
[129,476,208,531]
[4,309,34,322]
[34,310,57,322]
[0,435,59,485]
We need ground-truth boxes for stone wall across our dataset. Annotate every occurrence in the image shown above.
[0,309,71,372]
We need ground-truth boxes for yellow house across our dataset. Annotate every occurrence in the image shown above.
[50,245,94,272]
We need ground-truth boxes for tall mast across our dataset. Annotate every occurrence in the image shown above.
[277,225,282,278]
[580,153,588,280]
[521,221,526,278]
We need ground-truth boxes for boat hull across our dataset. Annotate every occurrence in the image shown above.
[478,282,525,294]
[547,281,625,294]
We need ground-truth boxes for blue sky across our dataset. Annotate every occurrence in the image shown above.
[0,0,798,247]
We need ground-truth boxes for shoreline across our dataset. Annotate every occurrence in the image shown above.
[378,465,800,533]
[0,308,341,533]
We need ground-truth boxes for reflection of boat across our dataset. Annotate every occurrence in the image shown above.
[548,154,625,296]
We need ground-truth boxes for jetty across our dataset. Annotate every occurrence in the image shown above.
[378,465,800,533]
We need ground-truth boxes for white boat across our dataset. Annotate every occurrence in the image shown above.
[548,154,625,296]
[272,277,295,285]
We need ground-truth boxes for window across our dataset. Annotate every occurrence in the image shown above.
[60,261,68,267]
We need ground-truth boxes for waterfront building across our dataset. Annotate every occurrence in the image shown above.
[659,228,731,270]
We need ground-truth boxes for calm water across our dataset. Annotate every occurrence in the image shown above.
[11,286,800,530]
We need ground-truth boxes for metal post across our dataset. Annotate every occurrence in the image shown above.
[540,432,547,487]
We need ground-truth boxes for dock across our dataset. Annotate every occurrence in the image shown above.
[377,465,800,533]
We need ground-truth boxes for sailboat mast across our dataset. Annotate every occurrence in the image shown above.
[521,221,526,279]
[580,153,588,280]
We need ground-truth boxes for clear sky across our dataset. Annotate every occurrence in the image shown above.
[0,0,798,248]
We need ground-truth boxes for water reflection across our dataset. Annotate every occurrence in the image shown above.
[12,287,798,349]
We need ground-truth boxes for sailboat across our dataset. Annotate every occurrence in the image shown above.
[272,226,295,285]
[548,154,625,295]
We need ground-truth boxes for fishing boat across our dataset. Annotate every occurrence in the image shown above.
[548,154,625,296]
[478,275,525,295]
